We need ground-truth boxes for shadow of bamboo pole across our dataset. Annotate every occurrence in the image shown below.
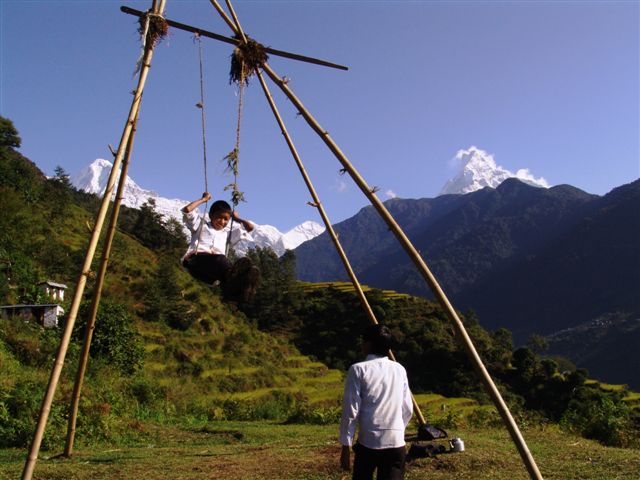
[21,2,166,478]
[207,1,543,479]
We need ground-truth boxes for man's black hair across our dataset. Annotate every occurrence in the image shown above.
[362,324,393,356]
[209,200,232,218]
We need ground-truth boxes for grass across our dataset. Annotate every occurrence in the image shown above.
[1,421,638,479]
[624,391,640,407]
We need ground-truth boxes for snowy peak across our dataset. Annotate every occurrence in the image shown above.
[72,158,114,194]
[282,221,326,251]
[439,146,550,195]
[71,158,187,224]
[71,159,324,256]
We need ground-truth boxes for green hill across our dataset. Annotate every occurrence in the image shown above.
[0,116,347,452]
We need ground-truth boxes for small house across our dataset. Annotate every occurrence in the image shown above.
[38,281,68,302]
[0,304,65,328]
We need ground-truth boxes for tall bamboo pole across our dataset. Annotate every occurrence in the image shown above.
[255,70,427,426]
[223,0,429,425]
[207,2,542,478]
[222,4,429,425]
[21,4,165,479]
[64,110,141,457]
[261,61,544,480]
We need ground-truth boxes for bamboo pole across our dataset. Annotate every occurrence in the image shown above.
[264,64,543,480]
[207,3,542,478]
[64,110,141,457]
[254,69,427,427]
[223,0,429,427]
[261,61,544,480]
[21,4,165,479]
[120,5,348,71]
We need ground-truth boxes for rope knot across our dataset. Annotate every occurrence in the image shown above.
[138,11,169,47]
[229,36,268,85]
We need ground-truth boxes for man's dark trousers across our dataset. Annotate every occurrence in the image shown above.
[352,443,406,480]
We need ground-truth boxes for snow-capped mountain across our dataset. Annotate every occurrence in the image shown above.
[439,146,550,195]
[282,221,326,251]
[71,158,189,224]
[71,159,324,255]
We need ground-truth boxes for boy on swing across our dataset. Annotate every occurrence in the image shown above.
[181,192,260,302]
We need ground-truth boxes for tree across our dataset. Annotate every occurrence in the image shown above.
[73,301,144,375]
[128,198,186,253]
[140,256,196,330]
[43,166,73,217]
[527,334,549,354]
[242,247,303,333]
[0,116,21,149]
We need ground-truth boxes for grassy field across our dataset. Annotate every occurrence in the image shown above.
[1,420,638,480]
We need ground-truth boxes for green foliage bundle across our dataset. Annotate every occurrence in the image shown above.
[0,319,72,449]
[239,247,303,333]
[0,379,68,449]
[139,256,197,330]
[561,388,637,447]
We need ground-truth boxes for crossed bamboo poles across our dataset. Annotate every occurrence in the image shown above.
[22,2,543,479]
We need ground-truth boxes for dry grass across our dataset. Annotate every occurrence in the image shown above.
[2,421,638,480]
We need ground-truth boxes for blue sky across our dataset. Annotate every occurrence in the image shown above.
[1,0,638,231]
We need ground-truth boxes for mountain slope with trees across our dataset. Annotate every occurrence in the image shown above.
[294,178,640,377]
[0,116,342,450]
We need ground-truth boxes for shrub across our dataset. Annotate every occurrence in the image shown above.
[130,376,164,406]
[465,408,503,428]
[72,301,144,375]
[286,399,341,425]
[560,389,634,447]
[0,379,66,449]
[0,319,61,368]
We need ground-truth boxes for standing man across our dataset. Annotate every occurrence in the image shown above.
[340,324,413,480]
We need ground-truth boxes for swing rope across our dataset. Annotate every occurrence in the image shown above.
[224,51,248,256]
[197,34,210,196]
[194,33,210,252]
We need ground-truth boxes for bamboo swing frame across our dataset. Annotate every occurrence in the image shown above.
[21,2,167,478]
[21,2,544,479]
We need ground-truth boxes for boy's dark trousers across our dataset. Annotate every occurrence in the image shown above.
[183,254,259,302]
[352,443,407,480]
[183,253,232,285]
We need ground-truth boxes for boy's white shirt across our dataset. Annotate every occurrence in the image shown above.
[182,209,252,260]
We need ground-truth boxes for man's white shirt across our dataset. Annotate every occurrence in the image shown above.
[340,354,413,449]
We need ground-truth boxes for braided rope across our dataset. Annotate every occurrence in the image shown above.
[224,61,247,255]
[194,33,210,252]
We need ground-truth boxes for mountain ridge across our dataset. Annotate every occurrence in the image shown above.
[295,178,640,339]
[293,178,640,386]
[70,159,325,256]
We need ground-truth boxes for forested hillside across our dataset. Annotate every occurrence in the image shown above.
[295,178,640,339]
[294,175,640,389]
[0,116,339,450]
